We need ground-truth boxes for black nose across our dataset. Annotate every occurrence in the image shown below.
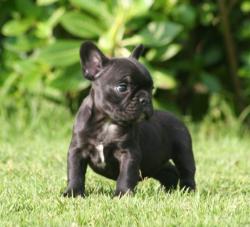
[139,97,147,105]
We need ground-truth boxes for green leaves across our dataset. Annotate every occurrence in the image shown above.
[121,0,154,18]
[60,11,105,38]
[241,1,250,13]
[147,64,177,90]
[141,21,183,46]
[171,4,196,28]
[123,21,183,47]
[39,40,82,67]
[37,0,58,6]
[2,19,33,36]
[70,0,110,19]
[49,64,89,92]
[146,44,182,61]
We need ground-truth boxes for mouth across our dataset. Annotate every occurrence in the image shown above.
[110,103,153,124]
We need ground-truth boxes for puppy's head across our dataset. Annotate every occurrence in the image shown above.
[80,41,153,124]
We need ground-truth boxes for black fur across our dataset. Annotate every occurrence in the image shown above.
[63,42,196,197]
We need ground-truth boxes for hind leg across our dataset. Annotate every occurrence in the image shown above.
[172,141,196,191]
[153,162,179,191]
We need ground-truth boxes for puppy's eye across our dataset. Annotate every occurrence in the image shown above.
[116,83,128,93]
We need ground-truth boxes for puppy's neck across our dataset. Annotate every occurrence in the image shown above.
[90,88,131,129]
[91,104,131,134]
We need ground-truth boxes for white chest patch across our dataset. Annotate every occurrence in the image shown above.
[96,143,105,163]
[102,122,118,137]
[95,122,118,167]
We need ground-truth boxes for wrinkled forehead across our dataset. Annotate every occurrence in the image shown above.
[105,58,153,86]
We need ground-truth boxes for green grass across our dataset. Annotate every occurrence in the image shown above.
[0,106,249,226]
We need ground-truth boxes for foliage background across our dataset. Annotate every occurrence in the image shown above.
[1,0,250,123]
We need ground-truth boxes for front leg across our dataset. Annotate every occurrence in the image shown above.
[63,95,93,197]
[115,150,140,197]
[63,139,88,197]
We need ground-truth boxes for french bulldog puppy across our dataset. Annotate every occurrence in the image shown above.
[63,41,196,197]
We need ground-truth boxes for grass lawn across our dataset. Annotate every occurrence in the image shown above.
[0,107,249,226]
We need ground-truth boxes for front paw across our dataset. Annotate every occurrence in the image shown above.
[63,186,84,198]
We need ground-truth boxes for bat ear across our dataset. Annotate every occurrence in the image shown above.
[80,41,109,80]
[130,44,144,60]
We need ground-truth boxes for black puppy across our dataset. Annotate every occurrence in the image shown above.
[63,42,196,197]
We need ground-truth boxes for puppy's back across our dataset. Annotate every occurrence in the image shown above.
[138,110,193,176]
